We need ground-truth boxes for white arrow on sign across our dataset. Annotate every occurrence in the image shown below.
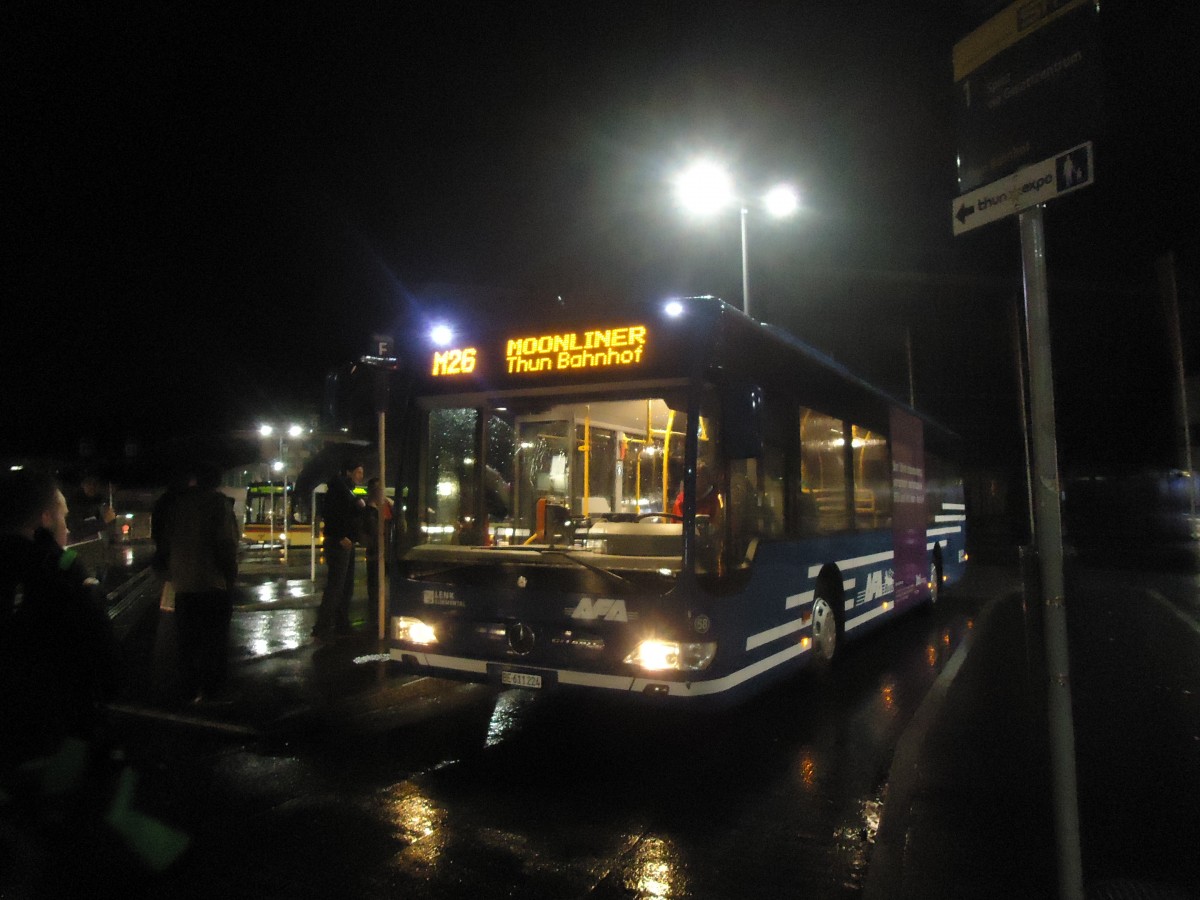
[952,141,1093,236]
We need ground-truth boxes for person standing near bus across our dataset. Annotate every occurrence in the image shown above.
[66,473,117,541]
[313,459,365,639]
[164,462,239,704]
[0,469,119,769]
[1,470,191,887]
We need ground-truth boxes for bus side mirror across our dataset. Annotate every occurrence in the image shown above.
[722,383,764,459]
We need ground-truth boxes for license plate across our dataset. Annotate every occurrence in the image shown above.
[501,670,543,689]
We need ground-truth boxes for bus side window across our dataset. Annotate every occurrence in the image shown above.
[851,424,892,530]
[800,407,848,534]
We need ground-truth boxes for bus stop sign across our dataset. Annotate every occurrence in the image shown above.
[951,141,1092,236]
[953,0,1101,194]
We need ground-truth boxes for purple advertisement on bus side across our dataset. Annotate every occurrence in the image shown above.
[890,409,927,608]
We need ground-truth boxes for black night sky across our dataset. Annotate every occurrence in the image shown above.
[4,1,1197,481]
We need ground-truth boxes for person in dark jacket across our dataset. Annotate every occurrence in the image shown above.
[65,472,117,542]
[0,469,119,770]
[163,463,239,703]
[151,470,196,580]
[313,459,364,638]
[2,471,193,887]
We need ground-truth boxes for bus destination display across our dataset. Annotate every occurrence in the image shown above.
[431,324,648,378]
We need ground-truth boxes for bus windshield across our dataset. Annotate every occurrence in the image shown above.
[417,390,712,566]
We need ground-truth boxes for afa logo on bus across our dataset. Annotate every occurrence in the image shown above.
[567,597,631,622]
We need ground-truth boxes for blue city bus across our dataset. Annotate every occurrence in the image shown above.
[386,296,966,705]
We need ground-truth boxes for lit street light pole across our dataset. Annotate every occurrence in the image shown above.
[740,204,750,316]
[260,422,304,564]
[674,160,799,319]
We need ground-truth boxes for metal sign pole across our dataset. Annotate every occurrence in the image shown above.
[281,437,289,567]
[310,487,319,583]
[1019,203,1083,900]
[1158,252,1197,516]
[377,406,387,642]
[369,339,395,643]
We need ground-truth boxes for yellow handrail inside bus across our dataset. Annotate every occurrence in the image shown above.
[579,408,591,516]
[662,408,675,512]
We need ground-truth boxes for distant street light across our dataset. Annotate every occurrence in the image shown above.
[673,159,800,319]
[259,421,305,564]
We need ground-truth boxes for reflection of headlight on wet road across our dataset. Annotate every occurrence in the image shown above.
[242,610,305,657]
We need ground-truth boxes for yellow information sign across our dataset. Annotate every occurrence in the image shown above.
[953,0,1089,83]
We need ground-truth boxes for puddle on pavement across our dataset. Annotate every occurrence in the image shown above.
[235,609,311,658]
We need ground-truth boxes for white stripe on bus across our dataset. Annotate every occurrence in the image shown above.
[397,642,812,698]
[558,670,638,690]
[808,550,894,579]
[845,602,892,632]
[941,502,966,510]
[785,590,814,610]
[746,616,807,651]
[404,653,489,674]
[926,526,962,537]
[934,514,967,523]
[633,641,811,697]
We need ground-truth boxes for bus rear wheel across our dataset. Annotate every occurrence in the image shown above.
[811,595,839,664]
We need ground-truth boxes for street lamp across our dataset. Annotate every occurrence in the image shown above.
[673,159,800,319]
[259,422,305,563]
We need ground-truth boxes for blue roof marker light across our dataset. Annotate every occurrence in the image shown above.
[430,324,454,347]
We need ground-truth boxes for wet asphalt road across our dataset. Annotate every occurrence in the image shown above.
[104,561,994,900]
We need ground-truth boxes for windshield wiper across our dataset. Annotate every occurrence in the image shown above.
[408,544,635,590]
[526,547,634,590]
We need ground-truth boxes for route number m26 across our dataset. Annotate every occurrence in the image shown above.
[431,347,477,377]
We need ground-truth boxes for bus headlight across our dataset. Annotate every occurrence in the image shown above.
[624,639,716,672]
[392,616,437,645]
